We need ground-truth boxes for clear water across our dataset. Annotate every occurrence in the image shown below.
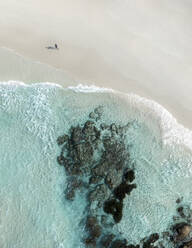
[0,82,192,247]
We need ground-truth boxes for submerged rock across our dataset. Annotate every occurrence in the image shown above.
[56,107,137,247]
[177,206,184,216]
[85,216,102,247]
[100,234,115,247]
[143,233,159,248]
[173,223,191,241]
[89,175,102,185]
[71,125,84,145]
[84,237,97,248]
[127,245,140,248]
[57,154,65,165]
[86,216,98,229]
[104,199,123,223]
[156,203,192,248]
[89,184,111,207]
[65,178,83,200]
[113,182,137,201]
[180,240,192,248]
[111,123,117,132]
[73,142,93,165]
[110,239,128,248]
[92,162,109,177]
[57,134,69,145]
[68,163,82,176]
[105,169,122,190]
[83,121,98,136]
[176,197,183,204]
[124,169,135,183]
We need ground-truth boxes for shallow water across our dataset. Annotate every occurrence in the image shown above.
[0,82,192,247]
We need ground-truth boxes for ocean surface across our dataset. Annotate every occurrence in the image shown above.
[0,82,192,248]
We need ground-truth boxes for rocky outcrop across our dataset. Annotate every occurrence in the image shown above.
[142,233,159,248]
[56,107,192,248]
[173,223,191,241]
[56,106,137,247]
[84,216,102,247]
[180,240,192,248]
[159,199,192,248]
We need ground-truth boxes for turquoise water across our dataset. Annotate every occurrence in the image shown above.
[0,82,192,247]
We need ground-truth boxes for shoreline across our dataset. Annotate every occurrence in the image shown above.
[0,0,192,129]
[1,78,192,155]
[0,46,192,131]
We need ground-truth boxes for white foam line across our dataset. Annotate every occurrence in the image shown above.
[125,93,192,149]
[68,83,114,93]
[0,81,192,150]
[0,80,63,88]
[66,84,192,150]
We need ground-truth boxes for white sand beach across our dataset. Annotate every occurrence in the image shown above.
[0,0,192,128]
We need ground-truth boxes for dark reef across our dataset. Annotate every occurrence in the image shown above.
[56,107,192,248]
[57,106,137,247]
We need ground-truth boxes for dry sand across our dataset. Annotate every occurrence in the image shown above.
[0,0,192,128]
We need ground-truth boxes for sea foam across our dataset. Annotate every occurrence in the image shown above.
[0,81,192,247]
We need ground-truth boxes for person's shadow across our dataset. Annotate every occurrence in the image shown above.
[45,44,59,50]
